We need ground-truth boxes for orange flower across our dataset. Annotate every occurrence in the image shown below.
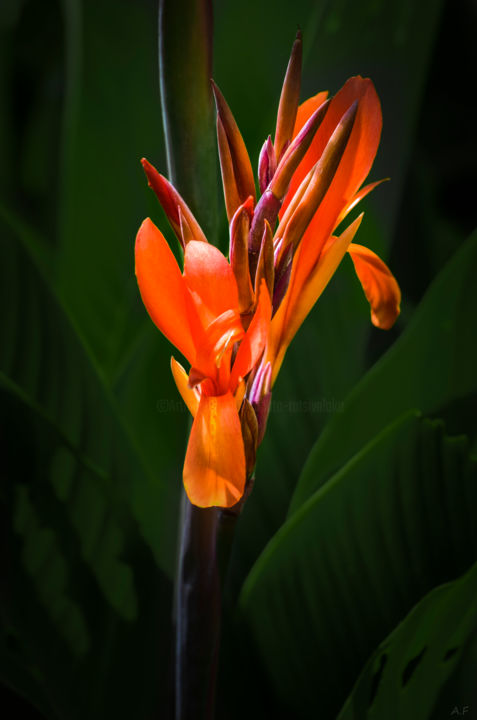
[135,218,271,507]
[136,31,400,509]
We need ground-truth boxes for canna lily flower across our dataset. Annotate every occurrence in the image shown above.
[135,216,271,508]
[135,30,400,509]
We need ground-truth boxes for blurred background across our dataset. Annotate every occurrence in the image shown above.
[1,0,476,717]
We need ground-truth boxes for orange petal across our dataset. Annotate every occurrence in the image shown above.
[183,392,246,508]
[141,158,208,246]
[230,280,272,391]
[184,241,240,327]
[135,219,202,363]
[269,214,364,384]
[347,243,401,329]
[171,357,199,417]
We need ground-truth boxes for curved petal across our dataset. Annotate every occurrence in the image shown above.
[230,280,272,392]
[171,357,199,417]
[184,241,240,327]
[347,243,401,329]
[183,392,246,508]
[269,214,364,384]
[135,219,202,363]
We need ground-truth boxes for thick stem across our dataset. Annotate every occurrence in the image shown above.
[174,492,239,720]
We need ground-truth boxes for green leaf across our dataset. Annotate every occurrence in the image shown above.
[337,561,477,719]
[0,211,173,718]
[290,228,477,514]
[239,412,477,719]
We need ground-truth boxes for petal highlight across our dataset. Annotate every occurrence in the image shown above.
[183,392,246,508]
[347,243,401,329]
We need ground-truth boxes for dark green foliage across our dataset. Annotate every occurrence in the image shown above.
[1,0,476,718]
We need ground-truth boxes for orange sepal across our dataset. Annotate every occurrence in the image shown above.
[171,357,199,417]
[135,219,202,364]
[183,392,246,508]
[347,243,401,329]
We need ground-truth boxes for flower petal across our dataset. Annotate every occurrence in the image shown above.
[269,214,364,383]
[183,392,246,508]
[171,356,199,417]
[347,243,401,329]
[184,241,240,326]
[230,280,272,392]
[135,219,202,363]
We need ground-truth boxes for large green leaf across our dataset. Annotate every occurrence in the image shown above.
[0,214,173,718]
[337,561,477,719]
[290,229,477,514]
[239,412,477,719]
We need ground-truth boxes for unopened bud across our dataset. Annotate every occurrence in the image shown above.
[254,221,275,301]
[248,190,281,278]
[270,99,329,200]
[258,136,277,195]
[212,80,256,221]
[274,30,303,161]
[272,244,293,314]
[248,362,272,445]
[230,198,255,314]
